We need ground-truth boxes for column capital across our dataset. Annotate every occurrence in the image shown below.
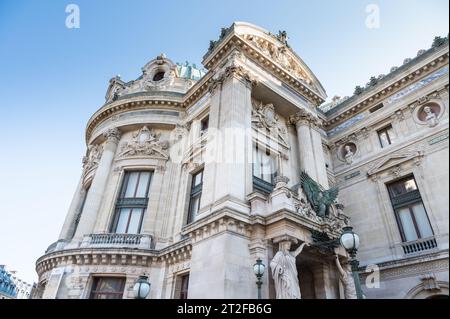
[103,127,121,144]
[289,110,322,128]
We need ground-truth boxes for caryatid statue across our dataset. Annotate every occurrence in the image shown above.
[335,255,357,299]
[270,241,308,299]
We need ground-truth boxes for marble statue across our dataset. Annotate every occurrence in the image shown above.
[344,145,354,165]
[335,255,357,299]
[270,241,308,299]
[424,106,439,127]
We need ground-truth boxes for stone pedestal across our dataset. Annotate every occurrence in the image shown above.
[188,232,255,298]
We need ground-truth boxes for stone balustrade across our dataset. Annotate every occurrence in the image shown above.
[81,233,152,250]
[401,236,438,255]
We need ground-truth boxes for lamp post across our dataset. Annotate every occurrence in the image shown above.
[340,226,364,299]
[133,275,151,299]
[253,258,265,299]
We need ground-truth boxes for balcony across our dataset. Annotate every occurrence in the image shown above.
[401,237,438,255]
[81,233,152,250]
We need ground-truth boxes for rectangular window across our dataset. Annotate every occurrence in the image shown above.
[177,273,190,299]
[387,176,433,242]
[112,171,152,234]
[89,277,125,299]
[187,170,203,224]
[200,116,209,135]
[252,144,278,193]
[377,125,396,148]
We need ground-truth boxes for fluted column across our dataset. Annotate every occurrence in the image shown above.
[73,128,121,240]
[58,174,86,240]
[290,111,318,181]
[310,122,329,188]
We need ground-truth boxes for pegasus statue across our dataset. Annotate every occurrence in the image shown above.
[300,171,339,217]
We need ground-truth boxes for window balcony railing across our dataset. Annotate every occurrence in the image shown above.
[81,233,152,250]
[401,236,438,255]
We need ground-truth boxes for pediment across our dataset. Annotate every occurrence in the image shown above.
[202,22,327,105]
[367,151,423,176]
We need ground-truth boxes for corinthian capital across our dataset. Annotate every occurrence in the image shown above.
[289,110,319,127]
[103,127,121,144]
[222,65,259,88]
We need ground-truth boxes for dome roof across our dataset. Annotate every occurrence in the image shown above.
[104,55,207,104]
[176,62,206,81]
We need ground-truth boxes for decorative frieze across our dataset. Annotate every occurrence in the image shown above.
[326,59,449,130]
[118,126,169,159]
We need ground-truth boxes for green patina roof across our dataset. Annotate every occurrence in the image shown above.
[176,62,206,81]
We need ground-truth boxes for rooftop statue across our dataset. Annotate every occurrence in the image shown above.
[300,171,339,217]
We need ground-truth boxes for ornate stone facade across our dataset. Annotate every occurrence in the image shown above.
[35,22,448,299]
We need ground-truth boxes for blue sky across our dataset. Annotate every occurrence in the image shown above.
[0,0,448,284]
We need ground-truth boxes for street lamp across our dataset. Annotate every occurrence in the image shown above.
[253,258,265,299]
[133,275,151,299]
[339,226,363,299]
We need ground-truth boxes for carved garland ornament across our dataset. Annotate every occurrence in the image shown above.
[118,126,169,159]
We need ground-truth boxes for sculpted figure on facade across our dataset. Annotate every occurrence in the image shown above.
[244,34,313,86]
[335,255,357,299]
[270,241,308,299]
[300,171,339,217]
[82,144,103,173]
[344,145,354,165]
[424,106,439,127]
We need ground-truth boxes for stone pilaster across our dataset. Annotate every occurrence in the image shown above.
[73,128,121,240]
[199,64,254,215]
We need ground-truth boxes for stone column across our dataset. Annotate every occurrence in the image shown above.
[290,111,318,182]
[73,128,121,240]
[310,124,329,188]
[58,174,87,240]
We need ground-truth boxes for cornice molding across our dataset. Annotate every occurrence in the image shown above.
[35,239,192,277]
[325,51,449,130]
[204,34,325,105]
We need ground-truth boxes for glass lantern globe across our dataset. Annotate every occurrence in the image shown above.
[133,275,151,299]
[253,258,265,277]
[340,226,360,252]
